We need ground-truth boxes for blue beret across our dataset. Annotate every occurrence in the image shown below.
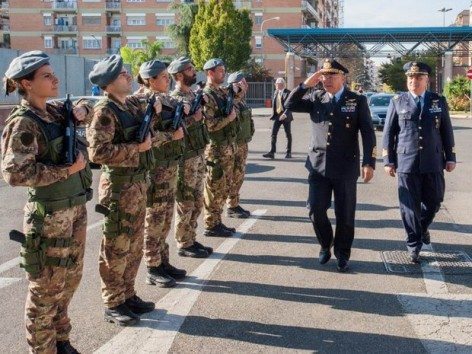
[89,54,123,87]
[203,58,224,71]
[403,61,431,76]
[320,59,349,74]
[5,51,50,79]
[167,56,192,74]
[227,71,244,84]
[139,60,167,79]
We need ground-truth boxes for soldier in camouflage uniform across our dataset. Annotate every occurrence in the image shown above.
[225,72,254,219]
[1,51,93,354]
[136,60,190,288]
[87,55,157,326]
[168,57,213,258]
[201,59,245,237]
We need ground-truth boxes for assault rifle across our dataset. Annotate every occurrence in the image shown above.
[63,94,76,165]
[136,94,156,143]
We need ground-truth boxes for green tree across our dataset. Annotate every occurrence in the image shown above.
[167,2,199,56]
[444,75,470,111]
[379,54,437,92]
[242,58,273,81]
[120,39,164,76]
[189,0,252,71]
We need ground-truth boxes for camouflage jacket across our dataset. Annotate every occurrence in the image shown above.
[202,83,243,132]
[170,88,200,127]
[1,99,92,187]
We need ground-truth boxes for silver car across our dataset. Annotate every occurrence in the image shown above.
[368,93,394,130]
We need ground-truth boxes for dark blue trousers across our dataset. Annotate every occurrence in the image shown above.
[308,173,357,260]
[397,172,445,252]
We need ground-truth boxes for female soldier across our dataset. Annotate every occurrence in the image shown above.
[1,51,92,354]
[135,60,190,288]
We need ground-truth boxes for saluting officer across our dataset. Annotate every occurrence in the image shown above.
[382,62,456,262]
[285,59,376,272]
[1,51,92,354]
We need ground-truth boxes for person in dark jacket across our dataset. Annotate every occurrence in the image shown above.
[285,59,377,272]
[263,78,294,159]
[382,61,456,262]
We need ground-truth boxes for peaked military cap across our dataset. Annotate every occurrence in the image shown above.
[139,60,168,79]
[227,71,244,84]
[5,51,50,79]
[403,61,431,76]
[89,54,123,87]
[203,58,224,71]
[167,56,192,74]
[320,59,349,75]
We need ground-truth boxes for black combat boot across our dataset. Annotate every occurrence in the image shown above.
[124,295,155,314]
[226,205,250,218]
[162,262,187,280]
[104,303,140,326]
[221,223,236,233]
[56,340,80,354]
[146,265,176,288]
[204,223,233,237]
[194,241,213,255]
[178,243,210,258]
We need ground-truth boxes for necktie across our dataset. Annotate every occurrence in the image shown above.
[276,91,283,114]
[415,96,421,112]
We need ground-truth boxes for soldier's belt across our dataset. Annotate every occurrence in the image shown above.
[104,172,148,185]
[183,148,205,160]
[154,158,180,168]
[29,188,93,214]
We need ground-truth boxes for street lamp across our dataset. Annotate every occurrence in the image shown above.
[259,16,280,64]
[438,7,452,27]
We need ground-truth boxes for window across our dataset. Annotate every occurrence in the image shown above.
[155,13,175,26]
[156,36,174,49]
[127,37,146,48]
[43,13,52,26]
[255,35,262,48]
[83,36,101,49]
[254,13,263,25]
[44,36,53,49]
[127,0,145,2]
[127,15,146,26]
[82,14,101,25]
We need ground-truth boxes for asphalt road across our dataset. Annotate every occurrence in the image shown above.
[0,111,471,353]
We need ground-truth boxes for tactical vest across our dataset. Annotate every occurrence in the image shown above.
[184,121,209,159]
[153,107,185,167]
[7,106,93,213]
[98,98,154,179]
[235,103,255,145]
[204,88,239,147]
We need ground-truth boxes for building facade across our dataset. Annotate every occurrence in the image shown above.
[6,0,340,80]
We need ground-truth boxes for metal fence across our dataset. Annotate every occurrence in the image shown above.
[246,81,274,107]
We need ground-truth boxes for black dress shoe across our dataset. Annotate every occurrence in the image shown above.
[319,249,331,265]
[337,259,349,272]
[226,205,250,218]
[262,152,275,159]
[194,241,213,255]
[285,152,292,158]
[104,303,139,326]
[204,223,233,237]
[124,295,155,314]
[422,231,431,245]
[162,263,187,280]
[409,250,420,263]
[178,244,209,258]
[57,340,80,354]
[146,265,176,287]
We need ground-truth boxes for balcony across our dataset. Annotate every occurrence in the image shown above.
[52,1,77,12]
[234,1,251,9]
[105,1,121,11]
[1,2,9,9]
[301,0,320,22]
[52,47,78,55]
[53,25,77,33]
[0,24,10,31]
[106,25,121,33]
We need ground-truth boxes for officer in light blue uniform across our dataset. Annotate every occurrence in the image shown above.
[382,61,456,262]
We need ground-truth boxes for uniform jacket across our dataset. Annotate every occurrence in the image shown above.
[270,88,293,122]
[285,84,376,179]
[382,91,456,173]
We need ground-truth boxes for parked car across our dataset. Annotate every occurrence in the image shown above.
[368,93,394,130]
[364,91,376,100]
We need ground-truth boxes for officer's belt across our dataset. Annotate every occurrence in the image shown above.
[29,189,93,214]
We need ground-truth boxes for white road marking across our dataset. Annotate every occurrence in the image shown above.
[0,220,103,289]
[95,209,267,354]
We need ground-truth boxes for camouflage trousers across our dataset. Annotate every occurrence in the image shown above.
[144,164,178,267]
[98,175,147,308]
[24,202,87,354]
[174,153,205,248]
[203,143,237,229]
[226,142,249,208]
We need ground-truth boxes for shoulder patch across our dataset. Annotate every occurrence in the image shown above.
[20,132,34,146]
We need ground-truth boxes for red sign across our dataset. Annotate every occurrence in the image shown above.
[467,69,472,80]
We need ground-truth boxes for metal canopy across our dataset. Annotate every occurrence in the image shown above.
[267,27,472,58]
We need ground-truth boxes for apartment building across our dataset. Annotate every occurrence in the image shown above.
[0,0,10,48]
[7,0,340,80]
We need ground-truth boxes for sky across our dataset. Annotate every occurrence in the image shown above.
[343,0,471,28]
